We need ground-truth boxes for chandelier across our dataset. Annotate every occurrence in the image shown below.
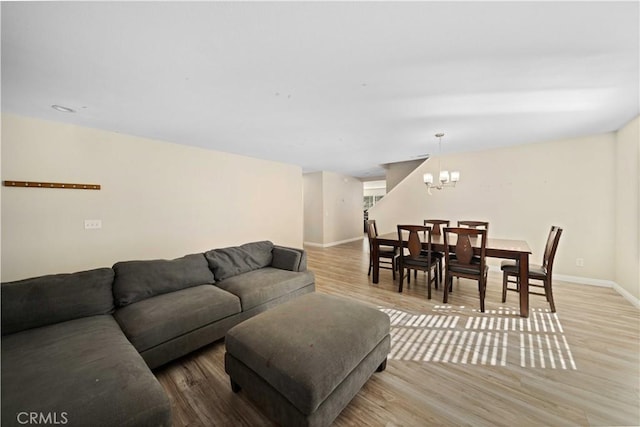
[423,133,460,194]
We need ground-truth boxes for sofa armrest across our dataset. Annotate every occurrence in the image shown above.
[272,246,307,272]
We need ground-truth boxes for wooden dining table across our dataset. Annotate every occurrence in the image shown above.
[372,232,533,317]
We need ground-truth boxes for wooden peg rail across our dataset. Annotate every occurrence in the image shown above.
[3,180,101,190]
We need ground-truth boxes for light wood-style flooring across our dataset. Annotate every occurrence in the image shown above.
[154,239,640,426]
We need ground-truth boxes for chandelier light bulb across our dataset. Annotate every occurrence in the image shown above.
[423,173,434,184]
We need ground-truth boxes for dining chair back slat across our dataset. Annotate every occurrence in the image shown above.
[424,219,450,235]
[454,234,474,265]
[542,225,560,269]
[407,231,423,258]
[457,220,489,233]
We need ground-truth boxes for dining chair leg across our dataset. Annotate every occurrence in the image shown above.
[391,258,396,280]
[479,276,486,313]
[483,275,488,311]
[398,265,405,293]
[443,274,450,303]
[545,278,557,312]
[427,270,432,300]
[368,257,372,276]
[501,272,508,303]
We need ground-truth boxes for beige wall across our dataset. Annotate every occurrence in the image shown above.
[369,133,617,281]
[1,114,303,281]
[385,159,424,191]
[322,172,363,245]
[615,116,640,301]
[303,171,363,246]
[303,172,324,244]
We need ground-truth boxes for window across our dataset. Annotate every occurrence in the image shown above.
[363,195,384,211]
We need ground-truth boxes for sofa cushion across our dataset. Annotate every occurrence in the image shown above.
[114,285,241,353]
[113,253,214,307]
[1,315,171,427]
[1,268,114,336]
[215,267,315,311]
[205,241,274,281]
[273,246,308,272]
[271,246,303,271]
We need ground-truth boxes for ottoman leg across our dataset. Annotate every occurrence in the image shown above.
[230,378,242,393]
[376,357,387,372]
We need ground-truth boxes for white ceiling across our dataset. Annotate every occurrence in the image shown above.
[2,1,638,179]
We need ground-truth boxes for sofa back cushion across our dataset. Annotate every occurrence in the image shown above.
[205,241,274,281]
[1,268,115,336]
[272,246,307,272]
[113,254,214,307]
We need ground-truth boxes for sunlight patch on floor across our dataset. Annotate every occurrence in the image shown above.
[380,306,577,369]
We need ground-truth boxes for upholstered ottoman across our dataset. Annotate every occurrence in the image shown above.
[225,292,390,427]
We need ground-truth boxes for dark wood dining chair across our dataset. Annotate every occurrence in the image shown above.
[366,220,398,280]
[443,227,488,312]
[397,225,439,298]
[423,220,450,286]
[501,226,563,312]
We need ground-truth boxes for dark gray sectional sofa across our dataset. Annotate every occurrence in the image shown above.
[1,241,315,427]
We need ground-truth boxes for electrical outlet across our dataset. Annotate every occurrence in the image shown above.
[84,219,102,230]
[576,258,584,267]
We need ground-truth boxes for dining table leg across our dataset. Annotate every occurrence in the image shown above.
[372,239,380,284]
[518,252,529,317]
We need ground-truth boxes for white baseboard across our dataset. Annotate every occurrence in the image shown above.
[303,242,325,248]
[553,274,615,288]
[556,274,639,309]
[304,236,364,248]
[611,282,640,309]
[488,266,639,309]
